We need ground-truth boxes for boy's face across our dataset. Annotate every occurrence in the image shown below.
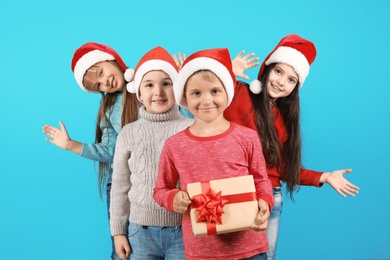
[139,70,175,114]
[185,72,228,123]
[266,62,298,100]
[83,61,125,93]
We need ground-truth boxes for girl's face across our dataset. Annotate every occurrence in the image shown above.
[185,72,228,123]
[83,61,125,93]
[266,63,299,100]
[139,70,175,114]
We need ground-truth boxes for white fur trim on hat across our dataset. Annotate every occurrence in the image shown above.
[249,79,262,94]
[73,50,115,93]
[266,46,310,87]
[124,68,134,82]
[126,81,136,94]
[129,59,178,101]
[174,57,234,109]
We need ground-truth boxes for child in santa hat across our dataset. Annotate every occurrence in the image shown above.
[153,47,274,260]
[223,34,360,260]
[109,46,193,260]
[42,42,140,260]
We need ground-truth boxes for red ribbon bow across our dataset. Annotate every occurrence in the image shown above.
[191,188,229,225]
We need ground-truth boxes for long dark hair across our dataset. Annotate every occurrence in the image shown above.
[88,61,140,198]
[249,63,301,200]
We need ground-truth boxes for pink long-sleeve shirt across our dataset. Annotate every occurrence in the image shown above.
[153,122,274,260]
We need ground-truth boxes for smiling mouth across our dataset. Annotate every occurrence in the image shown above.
[153,99,167,103]
[111,78,116,88]
[271,83,281,92]
[199,107,216,111]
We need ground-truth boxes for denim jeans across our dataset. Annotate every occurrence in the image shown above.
[266,187,283,260]
[242,252,267,260]
[107,184,129,260]
[128,222,185,260]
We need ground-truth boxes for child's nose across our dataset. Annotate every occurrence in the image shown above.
[202,93,212,104]
[154,85,164,95]
[104,77,110,86]
[276,77,285,86]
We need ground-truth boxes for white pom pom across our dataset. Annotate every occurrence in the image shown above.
[124,68,134,82]
[126,82,136,93]
[249,79,262,94]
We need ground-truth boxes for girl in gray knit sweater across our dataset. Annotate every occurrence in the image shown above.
[109,46,193,260]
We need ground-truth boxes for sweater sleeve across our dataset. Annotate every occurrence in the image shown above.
[109,129,132,236]
[248,130,274,209]
[80,93,122,163]
[299,168,323,187]
[80,126,117,163]
[224,81,257,131]
[153,139,181,211]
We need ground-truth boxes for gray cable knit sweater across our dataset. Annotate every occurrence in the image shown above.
[110,103,194,236]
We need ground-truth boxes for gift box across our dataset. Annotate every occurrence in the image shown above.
[187,175,259,236]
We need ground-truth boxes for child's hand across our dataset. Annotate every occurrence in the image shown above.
[173,52,187,70]
[113,234,131,259]
[232,50,260,80]
[251,199,270,232]
[43,121,71,149]
[173,190,191,213]
[42,121,82,154]
[321,169,360,197]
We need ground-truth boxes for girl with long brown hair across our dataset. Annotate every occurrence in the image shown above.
[42,42,139,260]
[224,34,360,260]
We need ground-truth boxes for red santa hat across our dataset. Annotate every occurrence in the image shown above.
[71,42,127,93]
[174,48,235,108]
[125,46,178,101]
[250,34,317,94]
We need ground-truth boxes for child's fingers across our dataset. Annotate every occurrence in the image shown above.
[178,52,185,64]
[173,191,191,213]
[251,215,268,231]
[124,244,131,258]
[243,52,255,59]
[181,191,190,201]
[235,50,245,58]
[179,192,191,208]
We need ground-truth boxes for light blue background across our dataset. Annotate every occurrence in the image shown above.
[0,0,388,259]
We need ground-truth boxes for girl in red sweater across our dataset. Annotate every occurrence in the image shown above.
[224,34,360,260]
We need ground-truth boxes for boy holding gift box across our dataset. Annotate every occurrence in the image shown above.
[153,48,274,260]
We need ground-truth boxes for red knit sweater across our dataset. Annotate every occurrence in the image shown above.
[224,81,323,188]
[153,123,274,259]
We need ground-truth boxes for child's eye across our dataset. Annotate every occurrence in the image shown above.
[211,89,220,94]
[191,91,200,96]
[99,69,103,76]
[274,68,281,74]
[163,81,172,87]
[146,83,153,88]
[288,78,297,84]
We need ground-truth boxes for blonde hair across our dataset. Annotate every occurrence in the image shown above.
[184,70,223,97]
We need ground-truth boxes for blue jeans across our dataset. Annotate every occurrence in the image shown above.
[242,252,267,260]
[107,184,129,260]
[266,187,283,260]
[128,222,185,260]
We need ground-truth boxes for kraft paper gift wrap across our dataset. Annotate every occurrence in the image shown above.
[187,175,259,236]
